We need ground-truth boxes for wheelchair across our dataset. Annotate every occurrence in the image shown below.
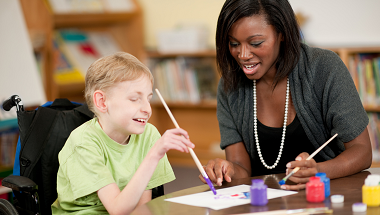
[0,95,164,215]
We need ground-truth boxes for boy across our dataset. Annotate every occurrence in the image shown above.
[51,52,194,214]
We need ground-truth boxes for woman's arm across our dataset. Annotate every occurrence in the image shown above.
[282,128,372,190]
[200,142,251,186]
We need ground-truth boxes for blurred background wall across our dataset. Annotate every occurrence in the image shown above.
[139,0,380,49]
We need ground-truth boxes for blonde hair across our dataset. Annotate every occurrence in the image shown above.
[84,52,153,115]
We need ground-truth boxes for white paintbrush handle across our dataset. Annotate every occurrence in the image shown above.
[307,133,338,160]
[155,89,206,175]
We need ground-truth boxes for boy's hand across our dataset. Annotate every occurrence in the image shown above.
[152,128,195,159]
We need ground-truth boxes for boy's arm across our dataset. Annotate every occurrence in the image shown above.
[98,127,194,215]
[97,152,160,215]
[137,190,152,206]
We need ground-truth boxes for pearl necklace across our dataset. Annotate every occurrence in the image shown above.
[253,78,289,169]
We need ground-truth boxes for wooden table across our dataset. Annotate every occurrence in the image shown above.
[131,169,380,215]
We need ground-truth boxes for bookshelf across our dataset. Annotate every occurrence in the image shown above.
[147,50,225,166]
[19,0,145,102]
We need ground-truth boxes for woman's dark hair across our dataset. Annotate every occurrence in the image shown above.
[216,0,301,92]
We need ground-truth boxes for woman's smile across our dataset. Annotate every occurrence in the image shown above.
[241,63,260,76]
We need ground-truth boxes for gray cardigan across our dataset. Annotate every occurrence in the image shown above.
[217,43,368,160]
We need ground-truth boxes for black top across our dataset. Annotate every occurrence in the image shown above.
[251,115,325,177]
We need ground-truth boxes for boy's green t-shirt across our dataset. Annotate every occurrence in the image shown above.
[51,118,175,214]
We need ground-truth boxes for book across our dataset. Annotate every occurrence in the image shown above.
[357,55,367,104]
[53,29,122,85]
[0,129,18,168]
[52,32,84,85]
[348,55,359,90]
[364,59,376,106]
[191,58,218,100]
[368,113,380,162]
[373,58,380,105]
[150,57,217,103]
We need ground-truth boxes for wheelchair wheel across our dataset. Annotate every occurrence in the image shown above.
[0,199,18,215]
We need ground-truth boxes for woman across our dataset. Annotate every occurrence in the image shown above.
[200,0,372,190]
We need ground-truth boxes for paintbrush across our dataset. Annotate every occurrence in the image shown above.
[155,89,217,195]
[278,133,338,185]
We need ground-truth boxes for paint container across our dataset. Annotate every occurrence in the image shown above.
[315,172,330,197]
[352,202,367,212]
[306,176,324,203]
[362,174,380,207]
[331,195,344,209]
[250,179,268,206]
[331,195,344,203]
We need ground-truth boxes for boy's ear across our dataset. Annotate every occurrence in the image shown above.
[93,90,107,113]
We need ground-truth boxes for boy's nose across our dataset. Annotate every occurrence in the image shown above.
[141,101,152,114]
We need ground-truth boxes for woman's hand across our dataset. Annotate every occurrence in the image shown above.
[199,142,251,186]
[281,152,318,190]
[199,158,235,186]
[282,128,372,191]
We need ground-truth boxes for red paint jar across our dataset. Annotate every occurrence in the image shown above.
[306,176,325,203]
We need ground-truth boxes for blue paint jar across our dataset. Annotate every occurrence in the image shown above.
[250,179,268,206]
[316,172,330,197]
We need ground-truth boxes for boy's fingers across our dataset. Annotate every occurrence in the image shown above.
[171,129,194,148]
[165,128,189,139]
[184,139,195,148]
[180,141,191,153]
[174,128,189,139]
[170,143,186,153]
[167,134,194,149]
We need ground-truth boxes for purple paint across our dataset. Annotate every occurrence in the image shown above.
[204,176,217,195]
[250,179,268,206]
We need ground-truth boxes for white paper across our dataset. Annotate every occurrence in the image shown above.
[165,185,297,210]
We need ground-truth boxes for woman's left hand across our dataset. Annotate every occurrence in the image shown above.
[281,152,319,190]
